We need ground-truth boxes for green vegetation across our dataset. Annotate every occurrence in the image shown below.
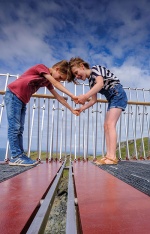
[29,137,150,161]
[116,137,150,159]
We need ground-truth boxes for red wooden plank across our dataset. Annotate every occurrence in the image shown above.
[73,161,150,234]
[0,161,62,234]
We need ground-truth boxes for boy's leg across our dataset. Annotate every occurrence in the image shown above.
[4,90,25,158]
[19,104,27,153]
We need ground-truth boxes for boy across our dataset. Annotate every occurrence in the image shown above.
[4,60,79,166]
[68,57,128,165]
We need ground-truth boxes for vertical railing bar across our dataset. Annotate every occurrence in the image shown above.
[39,87,47,160]
[27,102,30,155]
[145,109,150,157]
[62,81,67,158]
[126,87,130,158]
[78,110,81,158]
[46,99,50,160]
[38,98,46,160]
[0,74,9,126]
[134,88,139,158]
[74,84,77,160]
[144,90,150,156]
[92,107,96,160]
[131,105,138,159]
[129,88,138,159]
[86,108,90,159]
[27,98,37,157]
[142,88,147,158]
[124,111,130,160]
[118,114,122,159]
[138,105,146,159]
[99,103,104,157]
[37,98,40,160]
[64,108,67,157]
[59,107,64,161]
[56,101,59,159]
[49,99,55,161]
[70,100,73,160]
[103,103,106,157]
[5,141,9,161]
[82,83,86,160]
[95,102,98,156]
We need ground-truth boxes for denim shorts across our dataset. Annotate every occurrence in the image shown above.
[101,84,128,111]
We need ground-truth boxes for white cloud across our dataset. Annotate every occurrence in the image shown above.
[0,0,149,89]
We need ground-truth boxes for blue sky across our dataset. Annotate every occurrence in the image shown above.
[0,0,150,89]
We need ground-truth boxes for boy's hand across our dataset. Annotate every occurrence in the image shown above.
[72,95,79,104]
[77,94,87,105]
[72,109,80,116]
[75,107,84,114]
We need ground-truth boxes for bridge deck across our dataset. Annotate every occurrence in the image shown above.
[73,161,150,234]
[0,161,62,234]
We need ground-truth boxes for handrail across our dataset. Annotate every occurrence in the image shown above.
[97,98,150,106]
[0,90,149,105]
[0,90,68,101]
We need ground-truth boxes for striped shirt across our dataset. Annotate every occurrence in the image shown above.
[89,65,120,93]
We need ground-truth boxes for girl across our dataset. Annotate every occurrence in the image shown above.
[68,57,128,165]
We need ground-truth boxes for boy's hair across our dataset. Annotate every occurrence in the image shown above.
[52,60,68,74]
[52,60,72,81]
[68,57,90,83]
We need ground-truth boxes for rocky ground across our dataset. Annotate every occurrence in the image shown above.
[44,173,68,234]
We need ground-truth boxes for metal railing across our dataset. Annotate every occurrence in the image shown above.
[0,73,150,161]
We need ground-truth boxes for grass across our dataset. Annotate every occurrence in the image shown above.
[116,137,150,159]
[29,137,150,161]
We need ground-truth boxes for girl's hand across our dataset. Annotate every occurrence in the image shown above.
[77,94,87,105]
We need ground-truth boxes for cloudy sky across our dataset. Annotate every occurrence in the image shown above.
[0,0,150,89]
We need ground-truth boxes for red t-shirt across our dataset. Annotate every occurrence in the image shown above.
[8,64,54,104]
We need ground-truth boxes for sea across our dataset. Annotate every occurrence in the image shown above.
[0,148,8,161]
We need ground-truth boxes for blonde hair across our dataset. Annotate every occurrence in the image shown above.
[68,57,90,83]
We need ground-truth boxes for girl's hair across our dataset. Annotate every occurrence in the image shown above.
[68,57,90,83]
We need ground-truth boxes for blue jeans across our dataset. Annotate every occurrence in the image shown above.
[4,89,27,158]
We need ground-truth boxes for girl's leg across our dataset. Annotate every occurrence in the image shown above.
[104,108,122,163]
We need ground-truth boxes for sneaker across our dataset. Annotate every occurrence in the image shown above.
[21,154,37,163]
[9,155,38,166]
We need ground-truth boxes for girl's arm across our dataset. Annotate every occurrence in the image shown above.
[50,88,79,116]
[78,76,104,104]
[44,74,78,103]
[77,94,97,113]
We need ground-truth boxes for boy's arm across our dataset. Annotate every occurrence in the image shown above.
[44,74,78,103]
[50,89,79,116]
[77,94,97,113]
[78,76,104,104]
